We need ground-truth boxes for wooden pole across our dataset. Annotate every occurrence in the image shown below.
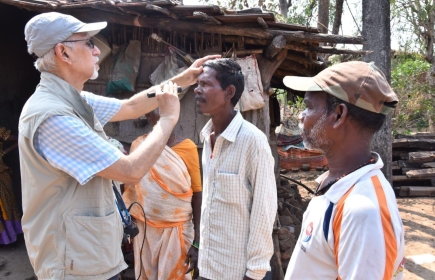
[265,35,286,59]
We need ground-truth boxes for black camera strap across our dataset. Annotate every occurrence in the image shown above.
[112,181,139,240]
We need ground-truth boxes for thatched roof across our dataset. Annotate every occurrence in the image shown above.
[2,0,369,89]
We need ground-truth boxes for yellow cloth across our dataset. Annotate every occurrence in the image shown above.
[172,139,202,193]
[123,136,194,280]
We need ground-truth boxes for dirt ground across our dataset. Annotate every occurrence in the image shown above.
[398,198,435,280]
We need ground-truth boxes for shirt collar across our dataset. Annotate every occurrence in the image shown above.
[200,111,243,143]
[315,152,383,203]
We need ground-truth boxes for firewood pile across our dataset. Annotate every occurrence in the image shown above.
[392,133,435,197]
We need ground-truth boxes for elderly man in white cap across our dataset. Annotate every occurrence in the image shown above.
[19,12,218,280]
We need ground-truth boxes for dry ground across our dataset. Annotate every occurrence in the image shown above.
[398,198,435,280]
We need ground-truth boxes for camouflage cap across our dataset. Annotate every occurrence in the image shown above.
[283,61,398,115]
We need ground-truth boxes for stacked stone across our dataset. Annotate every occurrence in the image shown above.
[276,178,305,273]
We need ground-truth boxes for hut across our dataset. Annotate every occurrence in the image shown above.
[0,0,367,278]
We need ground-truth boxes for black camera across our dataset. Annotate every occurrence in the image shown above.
[123,222,139,244]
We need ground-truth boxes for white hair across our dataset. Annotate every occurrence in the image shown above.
[33,42,76,73]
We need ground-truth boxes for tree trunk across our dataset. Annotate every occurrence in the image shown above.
[362,0,392,183]
[317,0,330,34]
[331,0,344,36]
[426,0,435,64]
[279,0,289,19]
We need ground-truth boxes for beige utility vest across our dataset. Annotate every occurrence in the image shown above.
[18,72,127,280]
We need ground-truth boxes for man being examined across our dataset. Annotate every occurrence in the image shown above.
[20,12,217,280]
[283,61,405,280]
[195,58,277,280]
[123,108,202,280]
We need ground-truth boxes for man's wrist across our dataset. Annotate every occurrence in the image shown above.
[191,240,200,249]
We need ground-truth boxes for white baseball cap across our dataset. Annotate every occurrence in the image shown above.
[25,12,107,58]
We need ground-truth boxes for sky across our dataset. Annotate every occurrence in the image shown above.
[182,0,402,50]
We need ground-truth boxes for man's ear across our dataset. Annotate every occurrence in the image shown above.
[225,85,236,101]
[332,103,348,129]
[54,44,71,64]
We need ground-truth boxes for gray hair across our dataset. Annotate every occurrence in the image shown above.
[34,41,76,73]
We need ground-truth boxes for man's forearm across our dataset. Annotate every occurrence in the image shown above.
[97,117,176,184]
[110,86,159,122]
[191,191,202,243]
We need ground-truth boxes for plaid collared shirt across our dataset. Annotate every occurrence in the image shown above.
[34,91,123,185]
[198,111,277,280]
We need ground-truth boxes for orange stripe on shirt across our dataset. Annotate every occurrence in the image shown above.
[371,175,397,279]
[332,186,354,280]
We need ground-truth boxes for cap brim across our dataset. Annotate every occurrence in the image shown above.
[76,22,107,37]
[283,76,323,92]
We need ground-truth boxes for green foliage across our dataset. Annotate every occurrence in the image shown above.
[286,0,317,25]
[391,52,435,133]
[287,95,306,116]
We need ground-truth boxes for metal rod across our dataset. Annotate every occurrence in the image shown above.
[280,174,315,194]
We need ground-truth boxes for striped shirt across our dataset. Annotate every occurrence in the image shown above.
[285,153,405,280]
[198,111,277,280]
[34,91,123,185]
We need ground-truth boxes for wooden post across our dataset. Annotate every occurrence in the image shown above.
[362,0,392,182]
[265,35,287,60]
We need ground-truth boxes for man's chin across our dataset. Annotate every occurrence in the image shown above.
[89,72,99,80]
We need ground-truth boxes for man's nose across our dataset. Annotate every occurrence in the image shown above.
[298,111,304,121]
[93,45,101,56]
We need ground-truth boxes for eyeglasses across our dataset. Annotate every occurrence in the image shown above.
[61,37,95,49]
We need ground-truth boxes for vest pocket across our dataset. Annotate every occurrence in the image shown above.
[65,211,122,276]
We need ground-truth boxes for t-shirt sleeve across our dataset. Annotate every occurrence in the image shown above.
[334,194,387,279]
[81,91,122,126]
[34,115,123,185]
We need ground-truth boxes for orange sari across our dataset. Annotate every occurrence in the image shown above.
[123,137,193,280]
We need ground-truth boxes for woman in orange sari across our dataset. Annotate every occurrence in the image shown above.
[0,127,22,245]
[123,108,202,280]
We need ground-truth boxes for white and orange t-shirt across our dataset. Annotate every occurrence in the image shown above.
[285,153,405,280]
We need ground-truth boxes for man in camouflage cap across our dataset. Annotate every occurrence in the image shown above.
[283,61,405,280]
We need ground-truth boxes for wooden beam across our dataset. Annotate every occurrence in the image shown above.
[397,160,422,168]
[193,11,222,25]
[406,168,435,179]
[286,53,324,67]
[312,46,372,55]
[72,10,275,39]
[256,49,288,92]
[168,5,223,16]
[143,4,179,20]
[211,14,275,23]
[393,138,435,149]
[270,30,367,45]
[264,35,286,59]
[257,17,269,29]
[395,133,435,139]
[71,10,366,45]
[409,151,435,163]
[278,61,314,76]
[393,175,430,182]
[422,162,435,168]
[275,68,314,78]
[267,21,319,33]
[398,186,435,197]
